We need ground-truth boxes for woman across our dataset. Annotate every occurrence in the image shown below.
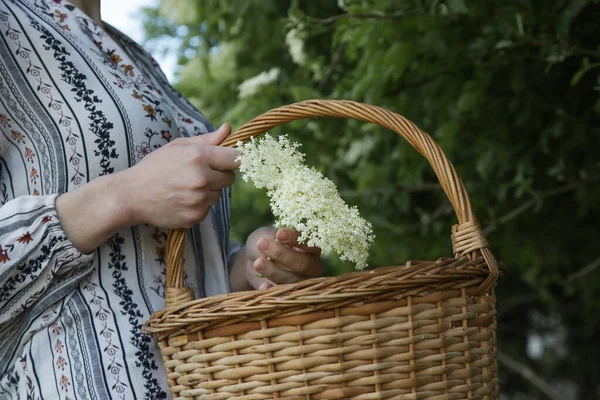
[0,0,323,398]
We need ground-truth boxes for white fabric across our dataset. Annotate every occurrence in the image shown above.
[0,1,238,398]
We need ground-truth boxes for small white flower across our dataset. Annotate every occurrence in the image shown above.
[236,135,374,269]
[285,29,307,65]
[237,68,280,99]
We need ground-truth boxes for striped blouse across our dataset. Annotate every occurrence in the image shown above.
[0,0,239,398]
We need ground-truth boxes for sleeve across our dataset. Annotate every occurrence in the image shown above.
[0,194,94,326]
[227,240,243,272]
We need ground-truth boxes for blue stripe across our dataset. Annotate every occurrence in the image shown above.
[69,291,105,400]
[0,260,92,373]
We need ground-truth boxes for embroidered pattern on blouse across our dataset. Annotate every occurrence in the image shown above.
[80,274,132,399]
[107,234,167,399]
[29,14,118,176]
[0,2,233,399]
[1,7,83,188]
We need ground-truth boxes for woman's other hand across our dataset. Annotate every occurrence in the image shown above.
[245,227,324,290]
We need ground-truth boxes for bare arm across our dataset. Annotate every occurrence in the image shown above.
[56,124,238,254]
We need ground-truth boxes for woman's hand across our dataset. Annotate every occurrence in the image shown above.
[56,124,238,254]
[244,227,324,290]
[121,123,239,228]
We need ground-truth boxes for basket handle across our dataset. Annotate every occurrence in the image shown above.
[164,100,498,307]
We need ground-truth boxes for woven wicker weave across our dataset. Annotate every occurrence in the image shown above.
[145,100,502,400]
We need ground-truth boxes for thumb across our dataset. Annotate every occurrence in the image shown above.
[198,123,231,146]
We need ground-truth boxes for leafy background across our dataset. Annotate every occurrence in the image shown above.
[141,0,600,398]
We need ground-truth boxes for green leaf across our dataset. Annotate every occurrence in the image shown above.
[447,0,468,14]
[495,39,513,50]
[383,42,418,79]
[557,0,590,40]
[570,59,600,86]
[515,13,524,36]
[457,91,480,112]
[289,86,320,102]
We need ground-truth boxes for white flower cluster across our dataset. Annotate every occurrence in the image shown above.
[236,135,374,269]
[237,68,280,100]
[285,29,307,65]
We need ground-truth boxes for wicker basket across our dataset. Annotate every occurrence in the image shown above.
[145,100,502,400]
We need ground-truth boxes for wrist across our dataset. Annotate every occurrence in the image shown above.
[56,173,137,253]
[111,169,141,226]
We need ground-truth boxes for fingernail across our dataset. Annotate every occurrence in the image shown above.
[277,230,288,241]
[256,238,269,251]
[254,259,265,273]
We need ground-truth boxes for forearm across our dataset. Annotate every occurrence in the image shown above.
[56,172,135,254]
[229,247,253,292]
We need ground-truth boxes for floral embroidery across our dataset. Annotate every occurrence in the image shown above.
[131,90,143,101]
[4,12,83,192]
[135,142,151,159]
[155,246,165,264]
[150,270,166,298]
[121,64,134,77]
[81,274,131,397]
[50,323,61,335]
[56,356,66,371]
[0,113,11,127]
[107,50,122,66]
[29,169,38,184]
[17,233,33,244]
[0,2,227,398]
[31,18,118,175]
[55,339,64,353]
[142,104,156,120]
[54,10,67,23]
[11,131,24,142]
[0,245,10,263]
[107,234,167,399]
[161,117,172,128]
[24,148,35,162]
[160,130,171,142]
[59,375,70,392]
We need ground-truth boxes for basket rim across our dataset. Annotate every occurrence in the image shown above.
[145,255,504,338]
[162,100,501,312]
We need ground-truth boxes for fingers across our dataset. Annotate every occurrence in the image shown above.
[275,228,322,254]
[175,124,240,171]
[207,147,240,171]
[259,282,274,290]
[206,186,224,202]
[255,237,323,278]
[253,256,305,285]
[199,123,231,146]
[204,169,235,191]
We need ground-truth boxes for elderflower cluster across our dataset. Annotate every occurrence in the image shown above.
[237,68,280,100]
[236,135,374,269]
[285,29,307,65]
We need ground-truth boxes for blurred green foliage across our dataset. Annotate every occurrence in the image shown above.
[142,0,600,398]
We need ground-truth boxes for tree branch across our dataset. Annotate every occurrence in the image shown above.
[499,39,600,60]
[564,256,600,283]
[484,177,598,235]
[496,293,538,318]
[340,182,441,198]
[318,43,345,92]
[315,12,419,25]
[498,352,564,400]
